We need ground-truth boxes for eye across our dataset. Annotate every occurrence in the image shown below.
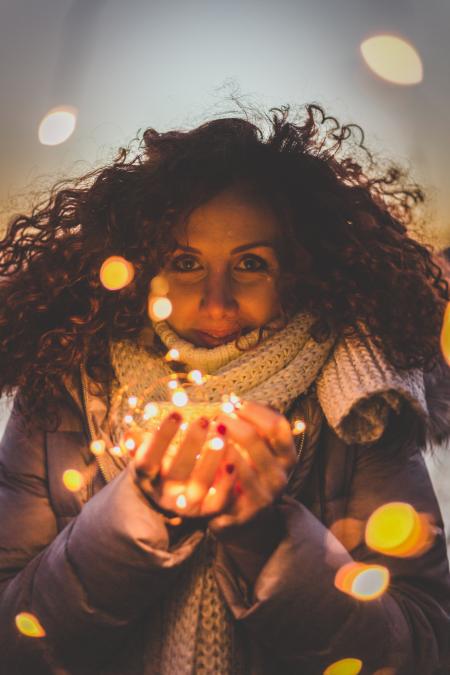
[170,254,201,272]
[235,254,269,272]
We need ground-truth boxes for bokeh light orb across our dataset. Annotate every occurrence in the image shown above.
[335,561,390,601]
[62,469,84,492]
[350,565,390,601]
[100,256,135,291]
[38,106,77,146]
[150,274,170,296]
[360,34,423,85]
[440,302,450,366]
[15,612,46,638]
[323,658,363,675]
[148,296,173,321]
[365,501,433,557]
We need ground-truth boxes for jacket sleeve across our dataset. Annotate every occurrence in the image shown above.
[213,418,450,675]
[0,399,204,673]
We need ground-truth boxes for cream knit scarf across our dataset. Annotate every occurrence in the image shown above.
[109,312,428,675]
[110,311,428,445]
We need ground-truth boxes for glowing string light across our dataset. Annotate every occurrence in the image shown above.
[15,612,46,638]
[187,369,204,384]
[110,445,123,457]
[176,494,187,509]
[172,389,189,407]
[128,396,138,408]
[221,401,235,414]
[165,348,180,362]
[143,402,159,419]
[208,437,225,451]
[124,414,134,425]
[90,439,106,456]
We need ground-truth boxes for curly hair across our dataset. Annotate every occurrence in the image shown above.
[0,103,448,430]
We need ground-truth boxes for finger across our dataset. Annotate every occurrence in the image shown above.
[134,411,183,474]
[165,417,210,481]
[215,413,274,474]
[186,424,227,505]
[232,441,272,505]
[199,461,236,516]
[208,445,272,531]
[235,401,297,470]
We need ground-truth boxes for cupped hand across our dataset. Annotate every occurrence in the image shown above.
[132,412,236,518]
[207,400,297,533]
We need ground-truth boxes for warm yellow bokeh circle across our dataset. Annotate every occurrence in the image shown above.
[100,256,135,291]
[440,302,450,366]
[323,657,363,675]
[15,612,46,638]
[62,469,84,492]
[365,501,430,557]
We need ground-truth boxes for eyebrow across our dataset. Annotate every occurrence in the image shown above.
[174,240,276,254]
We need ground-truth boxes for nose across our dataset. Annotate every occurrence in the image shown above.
[199,270,238,319]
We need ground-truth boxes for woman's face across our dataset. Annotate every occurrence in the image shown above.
[162,186,282,347]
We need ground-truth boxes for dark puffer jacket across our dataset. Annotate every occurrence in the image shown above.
[0,363,449,675]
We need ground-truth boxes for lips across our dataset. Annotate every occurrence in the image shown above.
[194,329,240,347]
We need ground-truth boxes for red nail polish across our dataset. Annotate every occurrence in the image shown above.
[225,463,235,474]
[217,423,227,435]
[169,411,182,422]
[199,417,209,429]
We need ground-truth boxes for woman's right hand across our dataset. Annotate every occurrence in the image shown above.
[132,412,236,518]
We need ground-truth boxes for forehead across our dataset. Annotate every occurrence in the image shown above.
[175,188,280,249]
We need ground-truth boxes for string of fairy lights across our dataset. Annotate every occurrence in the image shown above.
[14,254,448,675]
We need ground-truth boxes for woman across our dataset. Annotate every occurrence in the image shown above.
[0,104,449,675]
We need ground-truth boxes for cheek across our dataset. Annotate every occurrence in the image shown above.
[236,279,281,317]
[166,284,199,324]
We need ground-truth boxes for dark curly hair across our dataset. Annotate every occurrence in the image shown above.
[0,103,448,430]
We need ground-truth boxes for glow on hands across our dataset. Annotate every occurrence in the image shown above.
[208,400,297,532]
[133,401,296,529]
[133,412,236,518]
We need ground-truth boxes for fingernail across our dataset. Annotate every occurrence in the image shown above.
[225,463,235,474]
[217,423,227,435]
[199,417,209,429]
[169,411,182,422]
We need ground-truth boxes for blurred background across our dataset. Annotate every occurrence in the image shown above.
[0,0,449,549]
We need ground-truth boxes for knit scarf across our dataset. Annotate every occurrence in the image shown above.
[108,312,428,675]
[109,311,428,445]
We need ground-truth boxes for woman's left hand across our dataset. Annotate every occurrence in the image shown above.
[205,401,297,533]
